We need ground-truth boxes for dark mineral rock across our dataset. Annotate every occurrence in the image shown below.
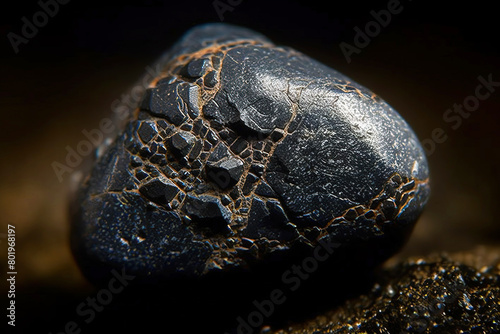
[70,23,430,284]
[274,247,500,334]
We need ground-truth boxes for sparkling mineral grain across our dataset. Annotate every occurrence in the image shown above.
[70,24,430,284]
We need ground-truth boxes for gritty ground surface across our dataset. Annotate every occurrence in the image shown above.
[274,246,500,333]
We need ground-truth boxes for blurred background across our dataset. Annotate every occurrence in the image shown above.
[1,0,499,332]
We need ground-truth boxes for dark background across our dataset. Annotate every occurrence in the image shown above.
[1,0,499,333]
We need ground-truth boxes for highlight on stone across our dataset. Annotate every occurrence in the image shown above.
[70,23,430,284]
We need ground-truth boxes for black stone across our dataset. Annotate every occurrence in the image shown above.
[200,124,209,138]
[254,181,277,198]
[139,177,180,205]
[344,208,358,221]
[204,70,218,88]
[221,195,232,206]
[141,84,188,126]
[156,120,169,130]
[243,197,295,241]
[182,58,210,78]
[71,23,430,286]
[220,129,238,145]
[206,157,244,189]
[182,194,231,232]
[157,143,167,154]
[149,154,164,164]
[208,143,230,162]
[270,129,284,142]
[178,83,200,119]
[202,141,212,152]
[240,149,252,159]
[230,138,248,155]
[124,133,142,154]
[192,119,204,135]
[381,199,398,219]
[137,121,158,143]
[130,155,143,167]
[253,150,263,161]
[250,163,265,176]
[202,99,219,119]
[188,140,203,161]
[139,146,152,159]
[149,142,158,154]
[242,173,259,195]
[168,131,197,157]
[206,129,218,145]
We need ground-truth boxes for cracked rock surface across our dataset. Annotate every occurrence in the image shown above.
[70,23,430,284]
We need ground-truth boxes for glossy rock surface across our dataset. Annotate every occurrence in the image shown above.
[71,24,430,283]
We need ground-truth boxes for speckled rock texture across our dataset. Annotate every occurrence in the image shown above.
[70,23,429,284]
[274,247,500,334]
